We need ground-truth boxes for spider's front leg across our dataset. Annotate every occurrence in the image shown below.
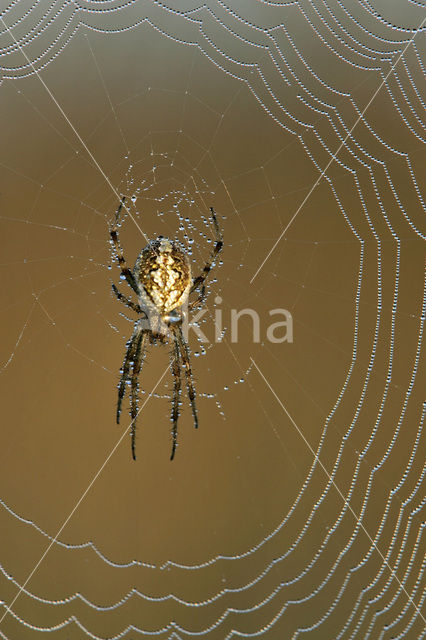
[109,197,139,295]
[189,207,223,297]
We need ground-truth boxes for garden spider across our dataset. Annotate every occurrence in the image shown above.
[110,197,223,460]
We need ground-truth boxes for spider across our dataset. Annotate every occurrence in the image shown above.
[110,197,223,461]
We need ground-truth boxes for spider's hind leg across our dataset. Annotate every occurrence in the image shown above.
[175,325,199,431]
[130,331,148,461]
[169,334,182,460]
[117,331,139,425]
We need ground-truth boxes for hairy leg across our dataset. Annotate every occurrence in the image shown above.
[190,207,223,296]
[109,197,139,295]
[188,284,206,310]
[169,334,182,460]
[117,332,138,424]
[130,331,148,460]
[175,325,198,430]
[112,283,144,315]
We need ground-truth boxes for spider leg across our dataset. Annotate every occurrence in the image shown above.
[188,284,206,311]
[175,324,199,430]
[169,332,182,460]
[109,197,139,295]
[189,207,223,296]
[130,331,148,461]
[117,328,139,424]
[112,283,145,315]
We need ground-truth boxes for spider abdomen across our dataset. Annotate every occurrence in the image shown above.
[134,238,191,315]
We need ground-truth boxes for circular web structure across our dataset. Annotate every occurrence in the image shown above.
[0,1,424,639]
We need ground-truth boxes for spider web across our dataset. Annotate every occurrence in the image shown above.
[0,1,425,639]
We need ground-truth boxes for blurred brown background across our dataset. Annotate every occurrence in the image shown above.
[0,2,424,638]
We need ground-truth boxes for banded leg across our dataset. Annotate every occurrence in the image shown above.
[190,207,223,296]
[188,284,206,310]
[116,329,139,424]
[112,283,145,315]
[130,331,148,460]
[109,197,139,295]
[175,325,199,430]
[169,337,182,460]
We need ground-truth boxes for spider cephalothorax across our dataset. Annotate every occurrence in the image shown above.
[110,198,223,460]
